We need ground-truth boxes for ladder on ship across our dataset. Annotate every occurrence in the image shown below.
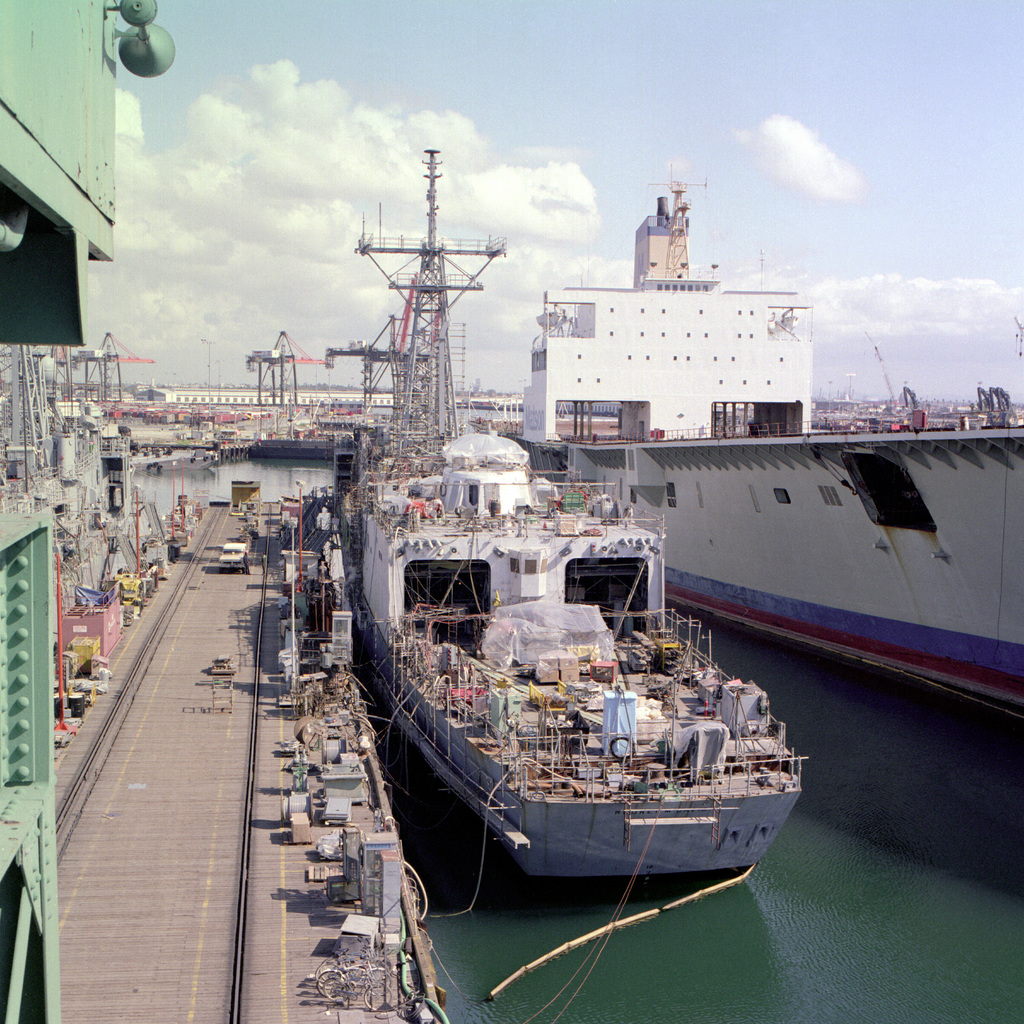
[711,795,722,848]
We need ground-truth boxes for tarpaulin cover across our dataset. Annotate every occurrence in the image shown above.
[74,585,116,607]
[480,600,614,669]
[666,721,730,769]
[443,432,529,470]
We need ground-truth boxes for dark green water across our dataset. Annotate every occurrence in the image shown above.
[398,624,1024,1024]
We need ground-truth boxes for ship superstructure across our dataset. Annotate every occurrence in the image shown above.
[1,344,162,590]
[524,185,812,443]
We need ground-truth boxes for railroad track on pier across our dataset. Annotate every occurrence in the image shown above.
[55,508,223,860]
[229,516,270,1024]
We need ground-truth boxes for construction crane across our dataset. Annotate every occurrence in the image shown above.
[869,336,897,412]
[357,149,506,459]
[324,321,393,416]
[71,332,154,403]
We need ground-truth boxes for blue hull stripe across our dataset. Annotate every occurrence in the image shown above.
[666,567,1024,700]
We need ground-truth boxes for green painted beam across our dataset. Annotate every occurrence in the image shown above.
[0,516,60,1023]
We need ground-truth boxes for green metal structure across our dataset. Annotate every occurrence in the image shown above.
[0,0,119,348]
[0,517,59,1023]
[1,4,175,1019]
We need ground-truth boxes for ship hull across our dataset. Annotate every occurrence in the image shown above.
[358,619,799,877]
[570,427,1024,709]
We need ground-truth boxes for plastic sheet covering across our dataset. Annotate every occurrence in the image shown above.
[720,681,769,738]
[316,831,344,860]
[74,585,116,606]
[443,432,529,470]
[480,600,614,669]
[666,721,730,769]
[279,635,296,684]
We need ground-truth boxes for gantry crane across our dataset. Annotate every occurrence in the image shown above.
[356,149,505,458]
[71,332,154,403]
[324,321,394,416]
[245,331,323,407]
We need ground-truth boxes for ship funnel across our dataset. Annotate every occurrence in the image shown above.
[656,196,669,222]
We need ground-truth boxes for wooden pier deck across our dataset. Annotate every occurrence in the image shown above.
[56,507,422,1022]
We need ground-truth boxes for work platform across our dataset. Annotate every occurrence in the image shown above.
[56,508,428,1021]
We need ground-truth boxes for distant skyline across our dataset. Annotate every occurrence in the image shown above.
[90,1,1024,403]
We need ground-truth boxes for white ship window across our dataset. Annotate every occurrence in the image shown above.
[661,332,666,337]
[646,355,650,360]
[732,356,736,361]
[628,355,632,360]
[641,308,645,313]
[738,310,743,316]
[750,334,754,339]
[714,356,718,361]
[468,484,479,507]
[748,485,761,513]
[699,310,703,314]
[774,488,791,504]
[577,378,581,383]
[630,488,637,504]
[704,332,708,338]
[750,310,754,315]
[510,555,520,573]
[578,353,582,359]
[661,309,666,314]
[666,482,677,508]
[686,356,690,361]
[610,332,614,337]
[640,332,644,337]
[743,380,747,385]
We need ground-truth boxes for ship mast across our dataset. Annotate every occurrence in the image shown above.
[357,150,506,459]
[665,182,691,281]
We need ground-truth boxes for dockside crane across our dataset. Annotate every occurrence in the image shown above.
[71,332,154,404]
[870,336,898,413]
[324,320,394,416]
[245,331,323,407]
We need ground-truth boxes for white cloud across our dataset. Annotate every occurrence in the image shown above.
[91,61,602,388]
[803,271,1024,399]
[736,115,869,204]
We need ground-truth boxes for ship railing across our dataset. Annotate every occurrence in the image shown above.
[557,415,986,445]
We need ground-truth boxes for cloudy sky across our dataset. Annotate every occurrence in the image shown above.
[90,0,1024,402]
